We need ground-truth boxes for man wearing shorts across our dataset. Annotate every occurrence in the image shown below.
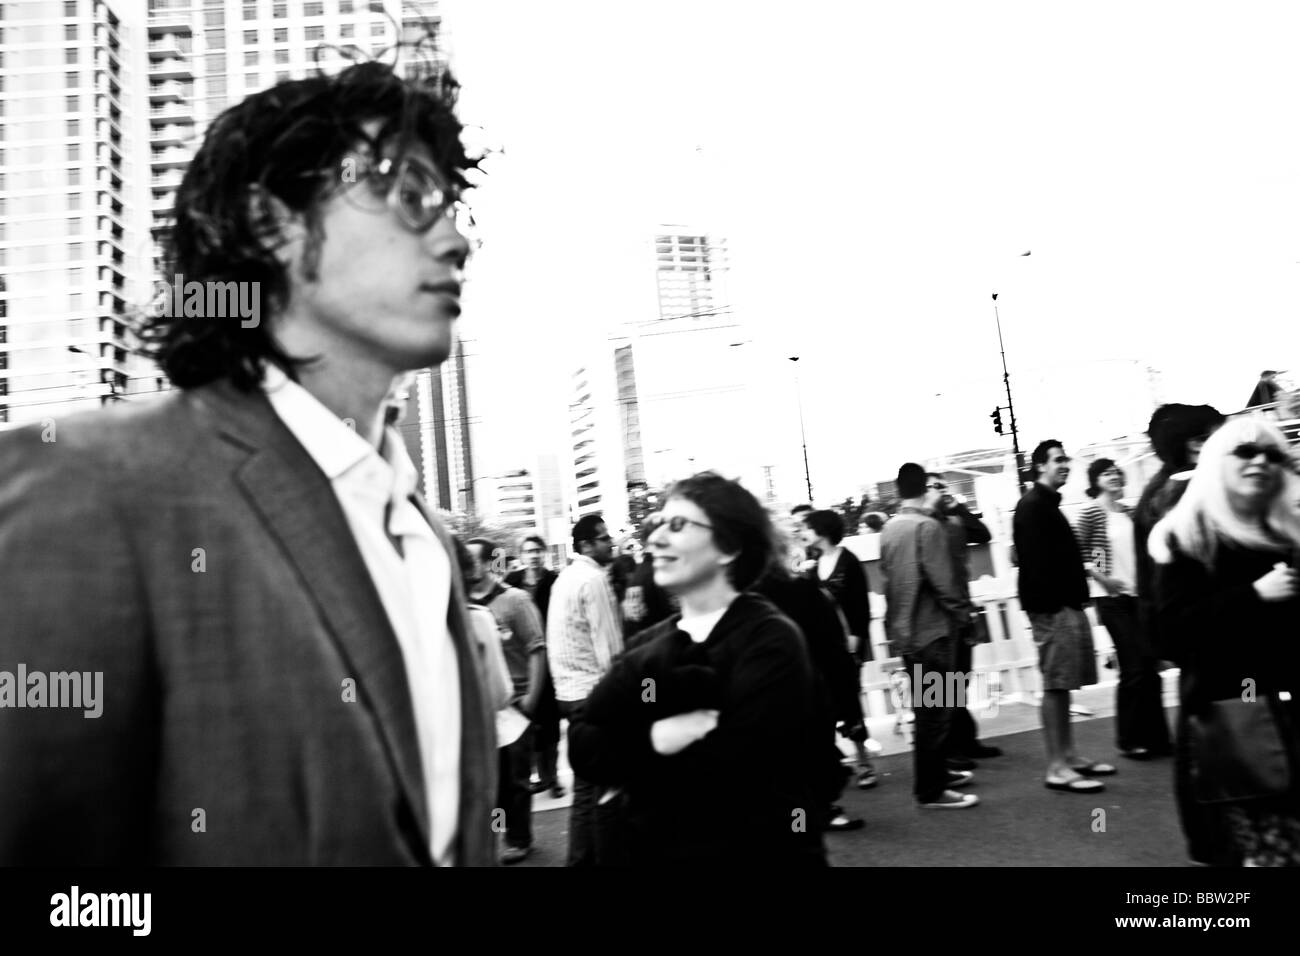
[1013,440,1116,794]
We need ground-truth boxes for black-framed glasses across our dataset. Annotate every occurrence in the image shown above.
[926,483,947,492]
[643,513,713,535]
[1231,443,1288,465]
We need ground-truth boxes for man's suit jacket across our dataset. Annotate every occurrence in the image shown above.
[0,379,497,865]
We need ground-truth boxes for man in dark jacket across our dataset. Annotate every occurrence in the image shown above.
[1014,440,1112,795]
[0,60,498,865]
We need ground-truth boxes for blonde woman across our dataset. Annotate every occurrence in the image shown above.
[1150,417,1300,866]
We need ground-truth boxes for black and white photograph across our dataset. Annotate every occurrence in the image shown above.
[0,0,1297,933]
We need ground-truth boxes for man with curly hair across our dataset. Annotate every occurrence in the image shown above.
[0,59,498,865]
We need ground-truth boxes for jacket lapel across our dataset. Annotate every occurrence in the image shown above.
[409,493,498,866]
[195,381,433,858]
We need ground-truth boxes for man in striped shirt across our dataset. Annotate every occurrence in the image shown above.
[547,513,623,866]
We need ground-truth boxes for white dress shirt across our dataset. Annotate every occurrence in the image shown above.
[263,365,461,866]
[546,555,623,702]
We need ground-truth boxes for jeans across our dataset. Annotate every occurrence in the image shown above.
[947,637,979,755]
[1097,595,1171,752]
[498,724,533,849]
[904,633,957,802]
[531,674,561,786]
[558,699,598,866]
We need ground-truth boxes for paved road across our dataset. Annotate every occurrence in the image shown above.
[515,711,1191,867]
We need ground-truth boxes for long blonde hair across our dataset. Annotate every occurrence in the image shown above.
[1149,417,1300,568]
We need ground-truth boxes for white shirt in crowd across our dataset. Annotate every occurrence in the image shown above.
[546,554,624,702]
[263,365,461,866]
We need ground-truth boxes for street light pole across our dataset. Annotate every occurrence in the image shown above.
[990,294,1024,489]
[789,356,814,503]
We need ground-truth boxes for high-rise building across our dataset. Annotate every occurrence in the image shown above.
[566,363,629,535]
[0,0,156,428]
[611,223,768,492]
[398,336,473,512]
[653,227,730,326]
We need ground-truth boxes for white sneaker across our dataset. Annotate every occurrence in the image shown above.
[918,790,980,810]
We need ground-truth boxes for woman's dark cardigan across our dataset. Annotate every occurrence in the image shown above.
[568,593,827,866]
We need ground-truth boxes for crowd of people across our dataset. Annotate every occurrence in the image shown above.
[1,54,1296,870]
[463,401,1300,868]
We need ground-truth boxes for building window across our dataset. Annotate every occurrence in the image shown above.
[67,118,79,136]
[340,23,354,37]
[276,70,288,82]
[65,23,77,40]
[67,143,79,161]
[273,27,287,42]
[65,48,78,64]
[339,0,353,12]
[244,50,257,65]
[66,94,78,112]
[245,71,258,88]
[272,2,286,17]
[64,0,78,16]
[204,9,223,26]
[305,1,323,14]
[369,0,383,11]
[208,75,226,96]
[65,71,79,88]
[274,48,287,64]
[305,25,323,41]
[243,2,258,19]
[371,22,384,36]
[243,29,256,43]
[68,167,80,185]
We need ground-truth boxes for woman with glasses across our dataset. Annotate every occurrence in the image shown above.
[1074,459,1170,760]
[1150,418,1300,866]
[567,472,827,866]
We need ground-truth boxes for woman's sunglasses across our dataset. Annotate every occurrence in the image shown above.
[1230,443,1289,465]
[643,513,714,534]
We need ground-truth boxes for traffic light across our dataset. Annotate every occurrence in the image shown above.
[991,407,1004,435]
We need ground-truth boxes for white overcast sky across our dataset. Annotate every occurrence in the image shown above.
[439,0,1300,503]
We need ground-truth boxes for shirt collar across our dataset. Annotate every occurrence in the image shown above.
[262,363,419,501]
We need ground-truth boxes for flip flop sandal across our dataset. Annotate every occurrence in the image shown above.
[1045,777,1105,793]
[1071,762,1117,776]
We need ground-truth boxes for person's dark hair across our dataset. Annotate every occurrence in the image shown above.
[863,513,886,533]
[790,504,814,516]
[1085,458,1118,498]
[1031,439,1063,472]
[1147,403,1225,470]
[521,534,546,551]
[572,514,606,551]
[450,534,475,582]
[896,462,927,499]
[466,536,498,564]
[665,471,779,591]
[802,509,844,546]
[139,45,478,392]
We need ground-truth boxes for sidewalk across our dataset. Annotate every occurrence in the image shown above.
[514,674,1189,867]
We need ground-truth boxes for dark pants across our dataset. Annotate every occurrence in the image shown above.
[904,634,957,802]
[531,673,561,786]
[558,698,607,867]
[1098,595,1171,752]
[497,724,533,849]
[947,637,980,755]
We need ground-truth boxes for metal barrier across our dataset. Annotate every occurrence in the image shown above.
[858,575,1119,720]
